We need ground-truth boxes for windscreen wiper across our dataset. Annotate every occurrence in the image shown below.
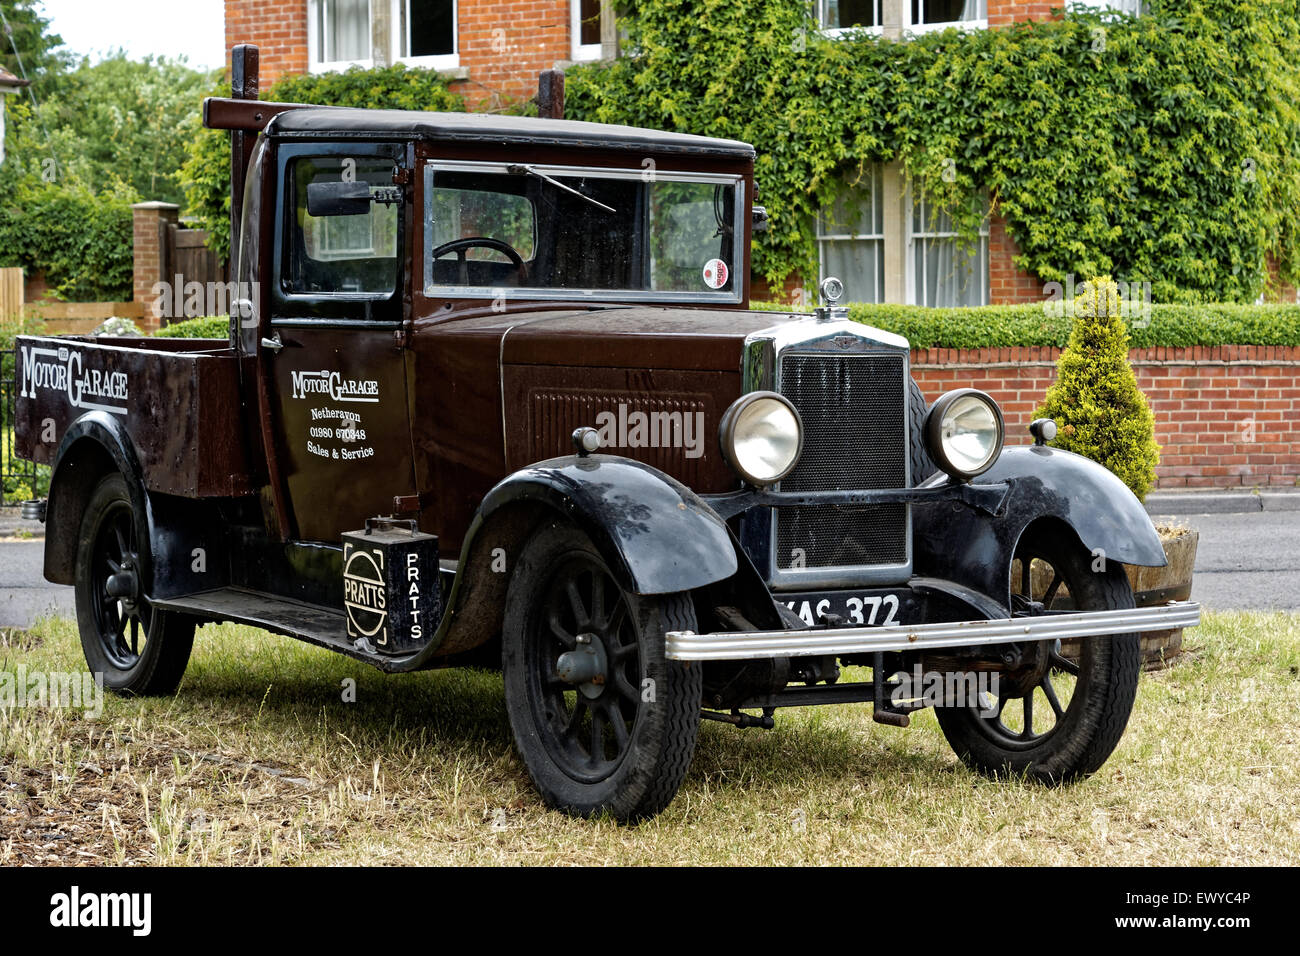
[507,163,617,214]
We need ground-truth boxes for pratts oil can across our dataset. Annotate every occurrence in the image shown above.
[342,518,441,654]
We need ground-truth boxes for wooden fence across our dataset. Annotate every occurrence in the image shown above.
[0,268,22,321]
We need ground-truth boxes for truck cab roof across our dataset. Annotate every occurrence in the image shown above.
[264,107,756,161]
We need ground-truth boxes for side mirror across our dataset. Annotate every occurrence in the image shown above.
[306,181,373,217]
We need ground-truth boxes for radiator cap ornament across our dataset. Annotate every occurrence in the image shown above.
[815,276,848,322]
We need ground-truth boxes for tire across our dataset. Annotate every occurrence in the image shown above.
[74,473,195,696]
[502,520,702,821]
[934,527,1140,783]
[908,379,937,484]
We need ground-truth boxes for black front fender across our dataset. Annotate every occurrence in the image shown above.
[913,445,1165,612]
[477,454,738,595]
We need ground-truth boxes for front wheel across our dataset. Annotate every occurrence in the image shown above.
[74,473,195,695]
[934,528,1140,783]
[502,520,702,821]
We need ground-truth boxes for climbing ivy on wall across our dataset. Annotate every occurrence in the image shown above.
[564,0,1300,303]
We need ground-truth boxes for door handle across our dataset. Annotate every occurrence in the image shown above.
[261,332,284,353]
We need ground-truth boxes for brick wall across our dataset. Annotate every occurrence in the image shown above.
[988,213,1042,304]
[225,0,308,83]
[130,202,179,325]
[911,346,1300,489]
[987,1,1062,27]
[457,0,570,110]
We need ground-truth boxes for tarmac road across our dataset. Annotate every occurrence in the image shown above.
[0,506,1295,630]
[1146,509,1300,612]
[0,539,74,629]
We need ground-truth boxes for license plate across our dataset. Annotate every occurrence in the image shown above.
[778,589,913,628]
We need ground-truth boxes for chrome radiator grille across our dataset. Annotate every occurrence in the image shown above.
[775,351,908,571]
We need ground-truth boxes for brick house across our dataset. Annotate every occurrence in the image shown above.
[225,1,612,111]
[225,1,1154,308]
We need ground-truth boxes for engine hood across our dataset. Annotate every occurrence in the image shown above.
[496,306,803,372]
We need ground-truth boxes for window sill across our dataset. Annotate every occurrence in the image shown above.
[905,19,987,35]
[308,58,374,74]
[394,54,462,72]
[819,25,885,39]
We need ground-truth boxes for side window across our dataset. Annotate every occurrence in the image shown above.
[284,156,399,296]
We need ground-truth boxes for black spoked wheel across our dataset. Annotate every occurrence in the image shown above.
[503,520,701,820]
[74,474,195,695]
[528,552,642,781]
[935,527,1140,783]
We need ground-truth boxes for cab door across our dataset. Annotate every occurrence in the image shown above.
[262,142,417,543]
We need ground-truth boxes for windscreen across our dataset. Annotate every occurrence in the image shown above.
[423,162,743,302]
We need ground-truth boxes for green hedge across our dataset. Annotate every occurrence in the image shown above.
[153,315,228,338]
[751,301,1300,349]
[151,303,1300,348]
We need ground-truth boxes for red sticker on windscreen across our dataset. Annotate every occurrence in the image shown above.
[702,258,728,290]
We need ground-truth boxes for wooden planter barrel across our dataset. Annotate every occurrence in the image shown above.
[1055,528,1199,670]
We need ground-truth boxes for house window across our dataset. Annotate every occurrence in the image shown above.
[311,0,373,69]
[572,0,602,60]
[817,166,885,304]
[818,0,883,33]
[909,0,987,31]
[909,191,989,307]
[310,0,459,72]
[394,0,458,67]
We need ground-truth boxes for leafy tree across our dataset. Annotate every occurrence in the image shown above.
[0,0,73,95]
[42,53,216,204]
[1034,277,1161,500]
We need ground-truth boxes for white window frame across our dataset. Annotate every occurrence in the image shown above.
[571,0,603,61]
[308,0,375,74]
[816,0,885,39]
[906,187,990,307]
[906,0,988,36]
[1070,0,1146,15]
[817,165,886,305]
[391,0,460,70]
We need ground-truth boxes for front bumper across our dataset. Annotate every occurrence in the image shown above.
[665,602,1201,661]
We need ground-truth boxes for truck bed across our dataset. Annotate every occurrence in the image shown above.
[15,334,251,498]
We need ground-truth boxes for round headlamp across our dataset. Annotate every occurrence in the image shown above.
[924,388,1005,480]
[719,391,803,487]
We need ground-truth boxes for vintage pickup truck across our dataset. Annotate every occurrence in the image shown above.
[15,46,1198,820]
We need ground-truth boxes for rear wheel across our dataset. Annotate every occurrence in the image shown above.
[934,528,1140,783]
[502,520,702,820]
[74,474,195,695]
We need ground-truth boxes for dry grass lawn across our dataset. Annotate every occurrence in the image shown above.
[2,611,1297,865]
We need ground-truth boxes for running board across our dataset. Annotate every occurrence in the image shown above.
[665,602,1202,662]
[152,587,395,669]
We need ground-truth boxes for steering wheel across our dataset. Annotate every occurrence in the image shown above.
[430,236,528,286]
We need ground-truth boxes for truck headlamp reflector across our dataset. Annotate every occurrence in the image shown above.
[720,391,803,487]
[924,389,1005,480]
